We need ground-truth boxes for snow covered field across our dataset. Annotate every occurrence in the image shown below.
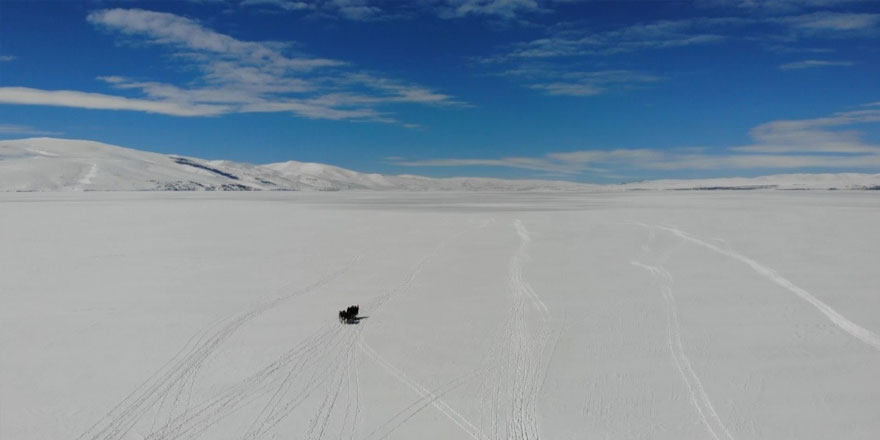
[2,191,879,440]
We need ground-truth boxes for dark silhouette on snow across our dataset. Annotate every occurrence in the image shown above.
[338,305,360,324]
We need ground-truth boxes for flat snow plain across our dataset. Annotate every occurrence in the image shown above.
[2,191,879,440]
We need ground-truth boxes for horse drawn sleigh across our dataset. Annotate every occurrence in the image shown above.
[338,305,360,324]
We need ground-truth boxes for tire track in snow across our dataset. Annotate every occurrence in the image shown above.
[362,369,476,440]
[479,219,558,440]
[360,339,485,440]
[641,223,880,353]
[76,259,359,440]
[152,322,345,440]
[82,222,484,440]
[351,220,503,440]
[241,223,482,440]
[167,222,479,440]
[631,261,735,440]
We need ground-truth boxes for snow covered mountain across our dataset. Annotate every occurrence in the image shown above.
[1,137,879,191]
[0,138,592,192]
[620,174,880,191]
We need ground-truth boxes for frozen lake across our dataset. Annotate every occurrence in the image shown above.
[2,191,879,440]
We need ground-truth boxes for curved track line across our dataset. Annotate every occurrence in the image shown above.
[513,220,549,316]
[179,223,477,440]
[83,222,483,440]
[363,371,476,440]
[76,259,359,440]
[632,261,735,440]
[360,339,484,440]
[479,219,558,440]
[643,223,880,352]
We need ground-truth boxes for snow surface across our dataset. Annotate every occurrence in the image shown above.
[2,191,879,440]
[3,137,880,192]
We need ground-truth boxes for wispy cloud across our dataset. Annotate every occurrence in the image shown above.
[2,9,460,123]
[783,11,880,34]
[239,0,543,21]
[0,55,15,62]
[87,8,342,71]
[480,18,707,96]
[479,1,879,97]
[493,10,878,63]
[393,105,880,174]
[0,123,62,136]
[503,68,662,97]
[494,18,734,61]
[734,107,880,153]
[705,0,866,13]
[240,0,313,11]
[433,0,543,20]
[0,86,229,116]
[241,0,385,20]
[778,59,854,69]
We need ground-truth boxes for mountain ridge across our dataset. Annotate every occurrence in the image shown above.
[1,137,879,192]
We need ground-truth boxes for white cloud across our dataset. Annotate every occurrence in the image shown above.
[87,9,343,70]
[501,67,663,97]
[393,105,880,174]
[240,0,313,11]
[329,0,383,20]
[239,0,543,21]
[0,124,62,136]
[240,0,383,20]
[435,0,542,19]
[778,59,854,69]
[0,87,229,116]
[0,55,15,62]
[2,9,460,124]
[484,7,879,65]
[783,12,880,33]
[735,108,880,153]
[706,0,864,13]
[480,5,878,97]
[498,19,731,60]
[239,99,387,120]
[530,82,603,96]
[527,70,661,97]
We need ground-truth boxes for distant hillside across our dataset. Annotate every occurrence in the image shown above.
[0,138,591,192]
[1,138,878,192]
[620,174,880,191]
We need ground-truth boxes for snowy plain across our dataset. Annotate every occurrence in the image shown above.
[2,190,879,440]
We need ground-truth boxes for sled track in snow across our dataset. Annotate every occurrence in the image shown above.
[479,219,559,440]
[360,339,485,440]
[641,223,880,353]
[631,261,736,440]
[363,366,476,440]
[75,259,359,440]
[100,222,479,440]
[351,220,497,440]
[240,223,482,440]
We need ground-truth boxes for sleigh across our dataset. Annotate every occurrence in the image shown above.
[338,305,360,323]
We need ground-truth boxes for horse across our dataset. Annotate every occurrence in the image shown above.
[339,304,360,323]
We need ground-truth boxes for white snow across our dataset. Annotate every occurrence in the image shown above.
[3,137,880,192]
[2,190,879,440]
[0,138,591,192]
[620,173,880,191]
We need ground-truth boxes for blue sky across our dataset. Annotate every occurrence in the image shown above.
[1,0,879,182]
